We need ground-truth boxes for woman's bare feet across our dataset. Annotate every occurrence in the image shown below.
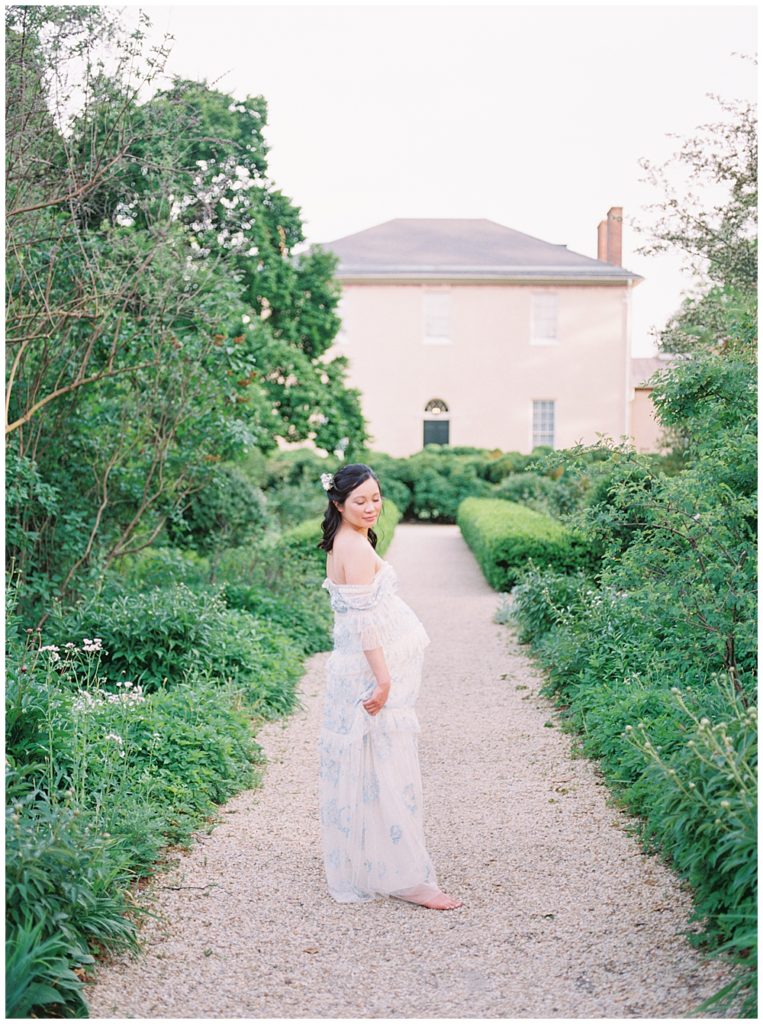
[418,889,463,910]
[391,884,463,910]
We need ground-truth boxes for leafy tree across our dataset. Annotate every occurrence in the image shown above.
[634,63,756,356]
[5,7,368,623]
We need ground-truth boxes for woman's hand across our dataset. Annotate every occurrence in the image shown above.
[362,679,390,716]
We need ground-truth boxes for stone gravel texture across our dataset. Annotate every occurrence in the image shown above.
[84,523,742,1018]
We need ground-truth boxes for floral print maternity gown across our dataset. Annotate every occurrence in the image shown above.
[319,559,440,903]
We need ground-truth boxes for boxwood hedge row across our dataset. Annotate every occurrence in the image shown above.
[456,496,595,590]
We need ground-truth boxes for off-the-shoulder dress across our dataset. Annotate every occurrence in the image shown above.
[319,560,443,904]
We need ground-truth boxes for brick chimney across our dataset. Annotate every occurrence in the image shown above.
[596,206,623,265]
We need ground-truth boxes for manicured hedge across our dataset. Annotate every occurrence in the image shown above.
[456,496,594,590]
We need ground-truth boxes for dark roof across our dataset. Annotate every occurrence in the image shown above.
[317,218,643,283]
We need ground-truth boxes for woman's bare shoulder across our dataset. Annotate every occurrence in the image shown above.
[329,532,377,584]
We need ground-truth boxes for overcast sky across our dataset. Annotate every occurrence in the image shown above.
[120,3,756,355]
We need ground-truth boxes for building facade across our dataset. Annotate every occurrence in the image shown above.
[629,354,680,453]
[318,212,671,457]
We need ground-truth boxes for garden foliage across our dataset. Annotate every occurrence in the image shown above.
[456,497,594,590]
[5,5,368,627]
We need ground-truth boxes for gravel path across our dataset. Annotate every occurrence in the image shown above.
[85,523,740,1018]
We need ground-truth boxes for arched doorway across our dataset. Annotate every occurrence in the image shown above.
[423,398,450,446]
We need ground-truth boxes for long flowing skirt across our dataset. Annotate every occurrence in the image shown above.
[318,643,440,903]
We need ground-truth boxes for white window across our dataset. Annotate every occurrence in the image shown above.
[423,288,451,343]
[532,400,555,448]
[531,292,559,344]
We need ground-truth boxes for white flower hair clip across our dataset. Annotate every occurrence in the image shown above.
[320,472,335,492]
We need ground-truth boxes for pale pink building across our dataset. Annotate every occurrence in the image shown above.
[318,211,673,457]
[630,354,682,453]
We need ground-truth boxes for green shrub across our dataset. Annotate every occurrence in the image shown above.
[214,542,331,656]
[109,674,263,823]
[479,448,545,482]
[112,545,212,591]
[493,470,583,518]
[5,772,133,1018]
[6,912,93,1019]
[165,463,270,554]
[110,537,332,657]
[457,496,594,590]
[507,564,592,644]
[396,449,493,522]
[53,584,232,692]
[51,585,303,719]
[261,445,616,526]
[261,448,340,530]
[5,656,266,1015]
[634,680,757,1018]
[223,613,304,718]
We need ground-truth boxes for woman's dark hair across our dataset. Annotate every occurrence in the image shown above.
[317,463,383,552]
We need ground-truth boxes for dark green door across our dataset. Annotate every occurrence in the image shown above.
[423,419,449,446]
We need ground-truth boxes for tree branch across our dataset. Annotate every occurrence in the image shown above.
[6,360,159,435]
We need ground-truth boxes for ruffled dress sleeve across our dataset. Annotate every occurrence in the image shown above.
[335,587,384,650]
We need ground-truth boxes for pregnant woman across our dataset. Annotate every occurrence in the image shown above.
[317,463,462,911]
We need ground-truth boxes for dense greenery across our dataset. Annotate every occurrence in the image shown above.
[5,6,368,627]
[457,497,594,589]
[255,442,679,530]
